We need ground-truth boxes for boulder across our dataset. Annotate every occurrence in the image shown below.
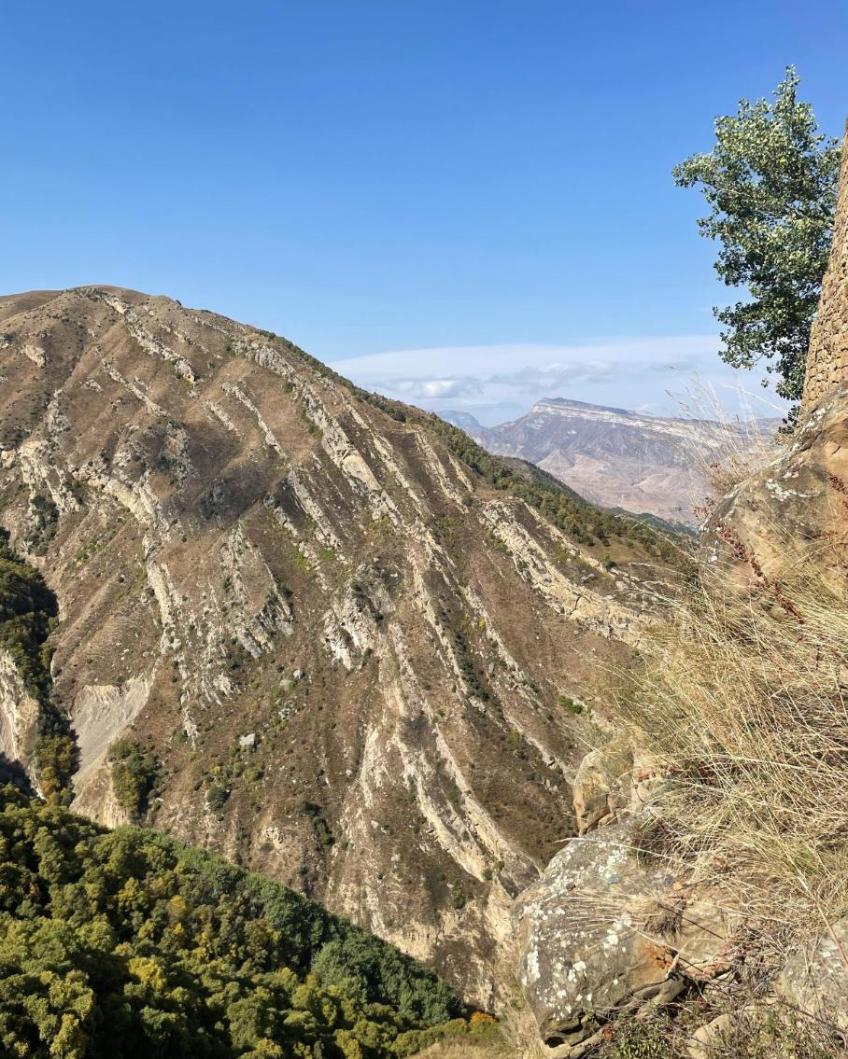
[686,1009,775,1059]
[513,819,733,1047]
[572,738,665,835]
[687,1012,738,1059]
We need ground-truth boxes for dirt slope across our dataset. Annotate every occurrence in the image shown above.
[0,286,670,1003]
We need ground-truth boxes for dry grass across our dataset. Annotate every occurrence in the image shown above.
[617,550,848,952]
[676,384,785,522]
[596,1004,841,1058]
[605,384,848,953]
[412,1042,507,1059]
[411,991,547,1059]
[412,1008,546,1059]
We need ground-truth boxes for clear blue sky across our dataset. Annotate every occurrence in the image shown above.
[3,1,846,421]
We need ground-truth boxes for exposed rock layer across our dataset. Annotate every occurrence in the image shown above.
[0,286,668,1003]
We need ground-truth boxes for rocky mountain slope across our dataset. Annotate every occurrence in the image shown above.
[446,399,778,528]
[0,287,679,1006]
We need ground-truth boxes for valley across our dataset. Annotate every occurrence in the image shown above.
[446,399,779,529]
[0,287,680,1014]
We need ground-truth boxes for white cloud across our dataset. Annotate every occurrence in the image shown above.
[329,337,786,425]
[391,377,482,400]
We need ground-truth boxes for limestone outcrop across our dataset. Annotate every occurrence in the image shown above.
[0,285,674,1004]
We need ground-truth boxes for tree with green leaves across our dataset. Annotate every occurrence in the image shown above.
[0,785,496,1058]
[673,67,841,413]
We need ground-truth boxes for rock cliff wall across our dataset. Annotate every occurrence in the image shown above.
[803,131,848,408]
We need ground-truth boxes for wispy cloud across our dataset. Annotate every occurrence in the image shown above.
[329,337,785,425]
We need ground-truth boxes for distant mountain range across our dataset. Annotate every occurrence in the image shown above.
[443,398,780,528]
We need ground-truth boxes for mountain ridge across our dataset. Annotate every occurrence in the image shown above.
[0,286,676,1005]
[444,397,779,527]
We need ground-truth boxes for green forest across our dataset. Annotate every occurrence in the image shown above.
[0,786,495,1058]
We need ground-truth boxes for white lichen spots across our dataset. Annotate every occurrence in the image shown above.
[526,948,541,984]
[765,478,818,502]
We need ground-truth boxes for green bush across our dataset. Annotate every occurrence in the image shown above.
[109,738,159,819]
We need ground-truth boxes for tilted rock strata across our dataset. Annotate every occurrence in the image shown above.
[0,286,662,1003]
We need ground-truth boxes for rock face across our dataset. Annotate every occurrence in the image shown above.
[0,649,40,780]
[571,737,663,836]
[445,399,776,529]
[0,286,671,1003]
[514,747,733,1049]
[708,384,848,594]
[803,132,848,410]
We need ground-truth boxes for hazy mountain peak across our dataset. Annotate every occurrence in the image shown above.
[451,395,777,528]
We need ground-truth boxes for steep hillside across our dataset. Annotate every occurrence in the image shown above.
[447,398,778,528]
[0,287,675,1003]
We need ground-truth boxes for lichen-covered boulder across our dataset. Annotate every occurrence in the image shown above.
[514,819,733,1048]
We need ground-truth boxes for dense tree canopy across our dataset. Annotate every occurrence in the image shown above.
[0,787,491,1058]
[673,68,841,413]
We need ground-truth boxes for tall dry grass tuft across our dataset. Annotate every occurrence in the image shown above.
[674,382,786,523]
[617,545,848,950]
[411,996,546,1059]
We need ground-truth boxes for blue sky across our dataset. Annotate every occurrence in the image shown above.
[3,1,846,422]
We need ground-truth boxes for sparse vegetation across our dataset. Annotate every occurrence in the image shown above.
[558,694,583,716]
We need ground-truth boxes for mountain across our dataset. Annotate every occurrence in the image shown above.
[444,398,779,528]
[0,287,679,1006]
